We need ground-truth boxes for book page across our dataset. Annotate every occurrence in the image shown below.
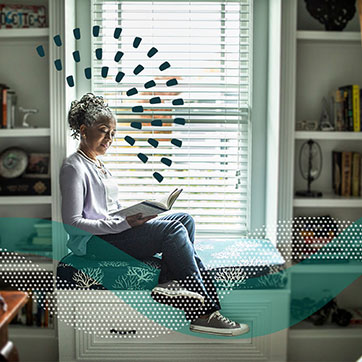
[167,188,183,208]
[114,201,167,218]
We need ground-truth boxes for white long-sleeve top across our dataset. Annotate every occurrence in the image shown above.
[59,152,131,255]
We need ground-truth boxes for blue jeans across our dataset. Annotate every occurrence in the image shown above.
[86,212,221,319]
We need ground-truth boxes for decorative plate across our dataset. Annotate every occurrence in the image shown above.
[0,147,28,178]
[305,0,356,31]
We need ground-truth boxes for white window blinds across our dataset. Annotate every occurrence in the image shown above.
[91,0,252,234]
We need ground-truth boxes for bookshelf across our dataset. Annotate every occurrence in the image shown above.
[0,28,49,38]
[0,1,66,360]
[0,127,50,137]
[297,30,361,42]
[280,1,362,361]
[293,194,362,208]
[0,196,52,205]
[295,131,362,140]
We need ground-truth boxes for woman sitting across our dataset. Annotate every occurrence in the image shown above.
[60,93,249,337]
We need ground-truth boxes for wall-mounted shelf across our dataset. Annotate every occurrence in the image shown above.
[290,262,362,274]
[297,31,361,42]
[0,196,52,205]
[0,28,49,39]
[293,195,362,208]
[289,321,362,338]
[0,128,50,138]
[1,260,54,272]
[295,131,362,141]
[9,325,55,335]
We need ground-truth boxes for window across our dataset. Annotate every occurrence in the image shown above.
[91,0,252,235]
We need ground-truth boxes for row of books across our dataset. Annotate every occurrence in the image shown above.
[0,83,17,129]
[32,221,52,246]
[11,290,53,328]
[332,151,362,197]
[333,85,361,132]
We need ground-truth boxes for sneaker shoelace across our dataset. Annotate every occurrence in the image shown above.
[208,311,236,327]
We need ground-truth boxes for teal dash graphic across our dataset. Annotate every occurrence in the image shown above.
[92,25,100,37]
[167,78,178,87]
[127,88,138,96]
[73,28,81,40]
[131,122,142,130]
[36,45,45,57]
[133,37,142,48]
[153,172,164,183]
[138,153,148,163]
[148,138,159,148]
[147,47,158,58]
[54,59,62,71]
[37,25,186,183]
[114,27,122,39]
[133,64,144,75]
[73,51,80,62]
[145,80,156,89]
[151,119,162,126]
[53,35,62,46]
[114,51,123,62]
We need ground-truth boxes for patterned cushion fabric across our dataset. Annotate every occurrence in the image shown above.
[56,238,287,291]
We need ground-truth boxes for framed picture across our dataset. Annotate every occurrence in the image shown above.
[24,153,50,178]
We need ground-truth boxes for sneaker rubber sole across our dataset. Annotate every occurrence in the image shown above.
[189,324,250,336]
[151,287,204,310]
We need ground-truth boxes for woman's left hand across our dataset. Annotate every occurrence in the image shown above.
[126,213,157,227]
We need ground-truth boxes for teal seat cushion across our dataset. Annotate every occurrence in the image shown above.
[56,238,287,291]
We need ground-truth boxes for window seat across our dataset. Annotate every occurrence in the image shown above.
[56,238,287,291]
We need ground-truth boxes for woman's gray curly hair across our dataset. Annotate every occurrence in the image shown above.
[68,93,114,139]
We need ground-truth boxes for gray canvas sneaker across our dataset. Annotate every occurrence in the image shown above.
[190,311,249,336]
[151,280,205,310]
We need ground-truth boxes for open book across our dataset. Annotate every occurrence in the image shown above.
[111,188,183,218]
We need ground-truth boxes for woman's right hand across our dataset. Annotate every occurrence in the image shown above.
[126,213,157,227]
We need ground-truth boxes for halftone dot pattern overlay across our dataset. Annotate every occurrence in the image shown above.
[0,217,361,339]
[36,25,185,183]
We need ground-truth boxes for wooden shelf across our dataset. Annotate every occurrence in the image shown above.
[0,128,50,138]
[295,131,362,140]
[290,261,362,274]
[1,260,53,272]
[289,321,362,338]
[0,196,52,205]
[0,28,49,39]
[9,324,55,336]
[294,194,362,208]
[297,31,361,42]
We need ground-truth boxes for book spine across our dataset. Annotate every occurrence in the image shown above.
[352,152,360,196]
[341,151,352,196]
[2,88,7,128]
[334,90,344,131]
[26,290,33,326]
[332,151,342,195]
[0,85,4,128]
[353,85,360,132]
[6,91,13,129]
[339,86,353,131]
[360,156,362,197]
[360,89,362,131]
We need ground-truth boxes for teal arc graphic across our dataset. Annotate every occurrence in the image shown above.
[0,217,361,339]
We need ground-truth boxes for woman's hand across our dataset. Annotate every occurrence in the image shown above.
[126,213,157,227]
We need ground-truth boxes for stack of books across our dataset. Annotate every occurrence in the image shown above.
[32,222,52,247]
[0,83,17,129]
[332,151,362,197]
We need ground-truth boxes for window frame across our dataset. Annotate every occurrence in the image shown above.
[72,0,269,235]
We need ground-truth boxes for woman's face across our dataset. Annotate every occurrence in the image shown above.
[80,116,117,157]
